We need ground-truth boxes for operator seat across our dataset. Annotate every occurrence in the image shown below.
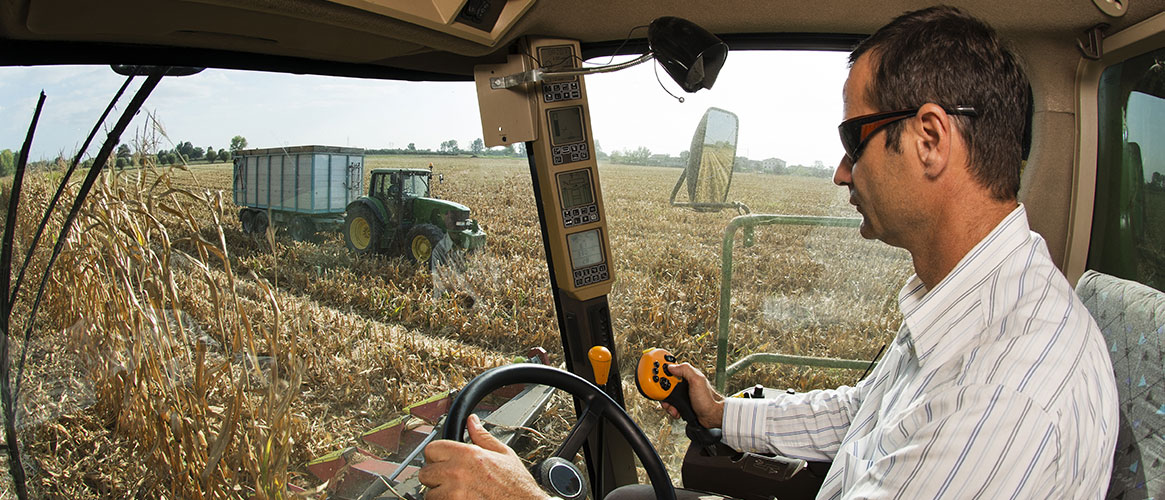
[1075,270,1165,499]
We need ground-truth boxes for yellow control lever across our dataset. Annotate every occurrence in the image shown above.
[588,346,612,386]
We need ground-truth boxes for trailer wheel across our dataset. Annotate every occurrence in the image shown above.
[289,216,316,242]
[406,224,449,266]
[240,209,256,234]
[253,211,269,235]
[345,205,380,254]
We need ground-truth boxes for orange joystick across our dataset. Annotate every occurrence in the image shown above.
[588,346,612,386]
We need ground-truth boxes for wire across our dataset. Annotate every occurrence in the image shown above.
[595,25,650,66]
[856,343,887,384]
[0,89,47,500]
[653,60,685,103]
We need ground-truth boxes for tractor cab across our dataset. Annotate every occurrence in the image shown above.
[370,168,432,216]
[371,168,432,205]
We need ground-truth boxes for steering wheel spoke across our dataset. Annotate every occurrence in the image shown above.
[552,397,606,459]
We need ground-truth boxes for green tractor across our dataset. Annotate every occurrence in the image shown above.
[344,168,486,264]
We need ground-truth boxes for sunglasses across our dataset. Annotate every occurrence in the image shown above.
[838,105,978,161]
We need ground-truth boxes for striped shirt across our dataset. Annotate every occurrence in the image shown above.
[722,205,1118,499]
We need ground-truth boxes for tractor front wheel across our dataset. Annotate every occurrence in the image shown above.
[345,205,381,254]
[406,224,449,266]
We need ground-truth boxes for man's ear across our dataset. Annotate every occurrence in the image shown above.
[913,103,953,179]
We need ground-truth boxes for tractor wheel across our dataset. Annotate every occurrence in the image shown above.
[345,205,381,254]
[239,209,255,234]
[406,224,449,266]
[289,216,316,242]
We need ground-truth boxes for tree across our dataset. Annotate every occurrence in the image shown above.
[116,144,132,159]
[625,146,652,165]
[407,143,416,152]
[177,141,194,158]
[206,147,216,162]
[0,149,15,176]
[218,150,232,162]
[192,147,205,160]
[439,139,459,154]
[470,138,485,155]
[230,136,248,153]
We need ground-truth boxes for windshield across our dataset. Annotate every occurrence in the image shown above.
[403,172,431,197]
[0,51,909,497]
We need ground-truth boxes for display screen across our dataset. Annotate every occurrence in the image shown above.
[548,107,585,145]
[557,169,594,210]
[538,45,575,71]
[567,229,604,269]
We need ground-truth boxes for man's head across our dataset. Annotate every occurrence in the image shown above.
[844,5,1030,201]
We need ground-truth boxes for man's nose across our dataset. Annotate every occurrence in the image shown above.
[833,154,853,186]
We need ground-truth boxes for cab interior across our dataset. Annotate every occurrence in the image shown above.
[1,0,1164,498]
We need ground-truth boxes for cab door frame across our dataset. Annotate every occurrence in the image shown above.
[1067,11,1165,283]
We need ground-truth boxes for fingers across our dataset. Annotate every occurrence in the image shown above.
[660,402,680,419]
[423,438,468,464]
[668,363,703,382]
[467,414,512,455]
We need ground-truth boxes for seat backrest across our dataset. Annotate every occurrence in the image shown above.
[1076,270,1165,499]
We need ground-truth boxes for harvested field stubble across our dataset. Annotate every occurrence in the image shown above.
[8,154,910,496]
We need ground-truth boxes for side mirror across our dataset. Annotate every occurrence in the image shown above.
[670,107,745,213]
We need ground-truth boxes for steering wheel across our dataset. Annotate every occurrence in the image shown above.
[443,363,677,500]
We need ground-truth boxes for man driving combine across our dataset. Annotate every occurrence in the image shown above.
[419,6,1119,499]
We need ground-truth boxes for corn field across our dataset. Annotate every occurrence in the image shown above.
[0,154,911,498]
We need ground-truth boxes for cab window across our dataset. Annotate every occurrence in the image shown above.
[1089,47,1165,291]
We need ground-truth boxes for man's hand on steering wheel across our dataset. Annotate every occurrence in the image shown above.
[660,363,725,429]
[419,414,549,500]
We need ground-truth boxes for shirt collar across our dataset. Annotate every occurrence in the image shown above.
[897,204,1031,367]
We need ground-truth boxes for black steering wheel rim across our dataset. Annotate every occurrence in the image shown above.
[443,363,677,500]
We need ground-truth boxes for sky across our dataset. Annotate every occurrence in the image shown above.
[0,51,851,166]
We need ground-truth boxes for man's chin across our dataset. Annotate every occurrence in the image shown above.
[857,218,877,240]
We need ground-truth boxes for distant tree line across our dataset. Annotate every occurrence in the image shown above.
[112,135,248,168]
[365,139,527,157]
[599,143,833,179]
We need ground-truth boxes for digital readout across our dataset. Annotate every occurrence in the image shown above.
[548,107,585,146]
[567,229,604,269]
[538,45,575,71]
[557,169,594,210]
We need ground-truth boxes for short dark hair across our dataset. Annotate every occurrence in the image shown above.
[850,5,1029,200]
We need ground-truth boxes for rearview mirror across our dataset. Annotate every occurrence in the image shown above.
[670,107,744,212]
[110,65,204,76]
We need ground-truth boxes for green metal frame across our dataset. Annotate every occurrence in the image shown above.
[713,213,876,392]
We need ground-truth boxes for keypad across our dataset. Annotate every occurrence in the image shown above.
[562,204,599,227]
[543,81,581,103]
[552,142,590,165]
[572,262,609,288]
